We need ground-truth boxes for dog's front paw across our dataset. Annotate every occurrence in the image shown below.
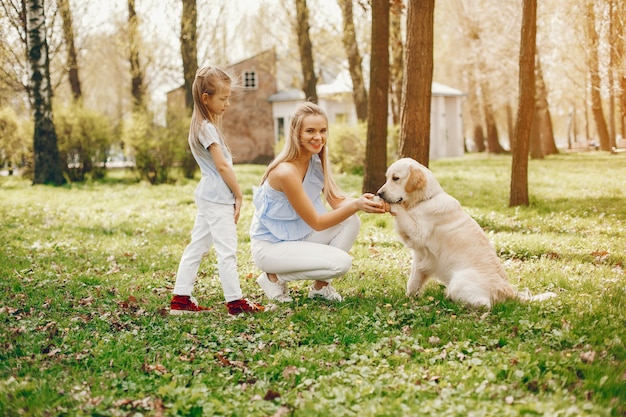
[406,282,421,296]
[406,274,426,296]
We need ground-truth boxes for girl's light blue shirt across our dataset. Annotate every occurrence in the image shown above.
[191,121,235,205]
[250,154,327,242]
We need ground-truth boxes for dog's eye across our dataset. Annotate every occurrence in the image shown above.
[392,176,400,182]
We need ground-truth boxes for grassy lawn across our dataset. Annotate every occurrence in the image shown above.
[1,152,624,416]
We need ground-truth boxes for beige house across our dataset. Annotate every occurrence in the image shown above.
[167,49,466,163]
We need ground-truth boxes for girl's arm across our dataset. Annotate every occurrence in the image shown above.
[271,163,384,231]
[208,143,243,224]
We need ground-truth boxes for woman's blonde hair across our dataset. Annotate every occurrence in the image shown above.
[189,66,232,152]
[260,101,346,202]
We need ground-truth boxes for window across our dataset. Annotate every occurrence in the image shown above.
[276,117,285,143]
[243,71,258,89]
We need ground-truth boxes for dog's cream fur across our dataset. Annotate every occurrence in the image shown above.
[377,158,555,308]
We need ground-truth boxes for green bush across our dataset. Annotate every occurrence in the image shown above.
[55,102,113,181]
[166,105,196,179]
[123,110,185,184]
[0,107,32,176]
[329,122,400,174]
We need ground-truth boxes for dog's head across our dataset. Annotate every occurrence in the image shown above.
[376,158,441,209]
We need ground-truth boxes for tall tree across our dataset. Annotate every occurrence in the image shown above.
[295,0,317,103]
[389,0,404,125]
[179,0,198,179]
[338,0,367,122]
[128,0,145,111]
[57,0,81,100]
[510,0,536,207]
[530,52,558,158]
[362,0,389,193]
[26,0,65,185]
[585,0,610,151]
[616,0,626,141]
[398,0,435,165]
[180,0,197,111]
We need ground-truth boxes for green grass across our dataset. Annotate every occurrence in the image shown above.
[1,152,625,416]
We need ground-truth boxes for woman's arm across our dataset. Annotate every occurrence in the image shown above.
[209,143,243,224]
[270,163,384,231]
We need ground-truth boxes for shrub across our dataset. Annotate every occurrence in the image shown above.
[55,102,113,181]
[329,122,401,174]
[0,107,32,176]
[123,110,182,184]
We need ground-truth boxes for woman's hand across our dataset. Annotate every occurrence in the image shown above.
[357,193,387,214]
[234,197,242,224]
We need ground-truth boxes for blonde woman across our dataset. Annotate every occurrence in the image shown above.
[250,102,385,302]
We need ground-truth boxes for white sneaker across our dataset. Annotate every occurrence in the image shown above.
[256,273,293,303]
[308,284,343,302]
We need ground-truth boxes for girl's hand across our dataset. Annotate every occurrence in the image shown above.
[234,197,242,224]
[358,193,386,214]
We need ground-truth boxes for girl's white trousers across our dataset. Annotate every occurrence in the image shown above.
[173,198,242,302]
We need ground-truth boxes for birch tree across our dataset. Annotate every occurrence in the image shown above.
[27,0,65,185]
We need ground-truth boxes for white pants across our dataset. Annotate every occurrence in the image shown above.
[251,215,361,282]
[173,198,242,302]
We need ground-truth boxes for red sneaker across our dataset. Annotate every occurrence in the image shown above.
[169,295,212,315]
[226,298,265,315]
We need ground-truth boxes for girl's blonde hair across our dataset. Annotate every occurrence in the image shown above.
[189,66,232,152]
[260,101,346,203]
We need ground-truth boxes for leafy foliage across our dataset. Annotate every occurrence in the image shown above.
[122,110,189,185]
[0,153,624,416]
[55,102,114,181]
[0,106,32,176]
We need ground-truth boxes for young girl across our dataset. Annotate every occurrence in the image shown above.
[249,102,386,302]
[170,66,265,315]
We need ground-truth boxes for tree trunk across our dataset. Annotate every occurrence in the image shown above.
[482,86,506,154]
[27,0,66,185]
[468,70,486,152]
[529,106,544,159]
[585,0,611,151]
[180,0,198,111]
[57,0,82,100]
[617,0,626,141]
[295,0,317,103]
[510,0,536,207]
[399,0,435,166]
[338,0,367,122]
[128,0,145,111]
[533,52,558,156]
[506,103,514,150]
[180,0,198,179]
[362,0,389,193]
[389,2,403,125]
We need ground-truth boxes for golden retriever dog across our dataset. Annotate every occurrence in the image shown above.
[376,158,556,309]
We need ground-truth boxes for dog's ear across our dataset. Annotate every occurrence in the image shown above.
[405,166,427,193]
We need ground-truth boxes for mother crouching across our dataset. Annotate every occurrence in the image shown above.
[250,102,386,303]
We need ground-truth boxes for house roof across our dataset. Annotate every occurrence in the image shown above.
[432,82,466,97]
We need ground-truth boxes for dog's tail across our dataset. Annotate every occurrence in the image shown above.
[516,288,557,302]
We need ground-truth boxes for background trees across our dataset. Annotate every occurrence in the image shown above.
[0,0,623,194]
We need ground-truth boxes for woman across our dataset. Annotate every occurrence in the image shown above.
[250,102,385,302]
